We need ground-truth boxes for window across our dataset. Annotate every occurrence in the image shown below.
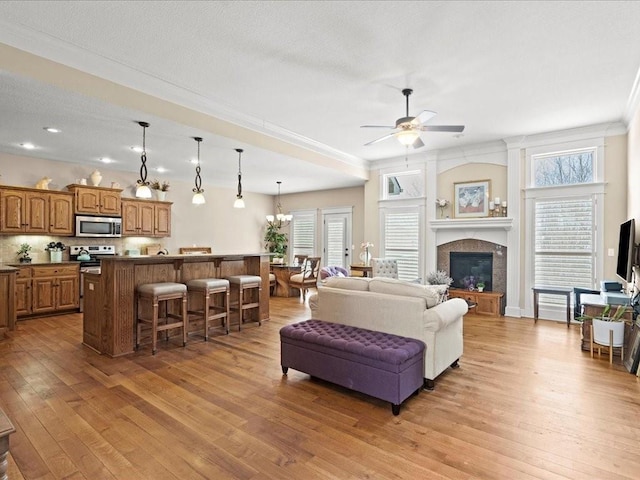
[533,149,594,187]
[381,208,420,282]
[290,211,316,260]
[382,170,424,200]
[525,140,604,317]
[534,197,595,291]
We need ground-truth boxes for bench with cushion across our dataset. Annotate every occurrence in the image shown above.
[280,319,425,415]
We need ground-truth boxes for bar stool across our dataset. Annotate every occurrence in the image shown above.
[227,275,262,330]
[135,282,188,355]
[186,278,230,339]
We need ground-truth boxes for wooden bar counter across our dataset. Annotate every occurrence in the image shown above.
[83,253,271,357]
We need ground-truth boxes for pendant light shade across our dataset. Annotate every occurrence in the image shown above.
[234,148,245,208]
[135,121,152,199]
[192,137,205,205]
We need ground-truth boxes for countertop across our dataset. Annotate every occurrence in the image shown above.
[1,261,81,270]
[101,253,270,262]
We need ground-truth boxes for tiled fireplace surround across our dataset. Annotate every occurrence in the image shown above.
[429,218,515,312]
[437,239,507,301]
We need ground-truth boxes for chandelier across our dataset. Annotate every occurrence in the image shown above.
[266,181,292,227]
[192,137,205,205]
[135,121,152,199]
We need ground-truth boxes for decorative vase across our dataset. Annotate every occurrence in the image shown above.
[90,170,102,186]
[155,190,166,201]
[50,250,62,263]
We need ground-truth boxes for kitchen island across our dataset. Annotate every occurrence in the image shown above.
[83,253,271,357]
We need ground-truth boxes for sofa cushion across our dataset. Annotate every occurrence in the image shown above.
[324,276,371,291]
[369,278,446,308]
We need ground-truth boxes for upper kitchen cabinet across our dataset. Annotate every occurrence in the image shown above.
[121,199,171,237]
[66,185,122,216]
[0,186,74,235]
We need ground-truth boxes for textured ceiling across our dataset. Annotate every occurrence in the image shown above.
[1,1,640,194]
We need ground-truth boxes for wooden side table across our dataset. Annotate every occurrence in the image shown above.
[532,285,573,327]
[350,265,372,277]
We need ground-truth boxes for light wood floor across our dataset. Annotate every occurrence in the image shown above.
[1,298,639,480]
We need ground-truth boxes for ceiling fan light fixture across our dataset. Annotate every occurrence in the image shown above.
[135,121,152,199]
[396,129,420,146]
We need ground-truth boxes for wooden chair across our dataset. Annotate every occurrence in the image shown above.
[289,257,321,301]
[293,254,308,266]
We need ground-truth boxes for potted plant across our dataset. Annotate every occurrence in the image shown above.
[45,241,66,262]
[426,270,453,302]
[264,221,288,263]
[576,304,628,360]
[17,243,32,263]
[476,281,485,293]
[150,179,170,200]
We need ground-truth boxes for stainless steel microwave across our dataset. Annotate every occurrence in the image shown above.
[75,215,122,237]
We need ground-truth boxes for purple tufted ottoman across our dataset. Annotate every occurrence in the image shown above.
[280,319,425,415]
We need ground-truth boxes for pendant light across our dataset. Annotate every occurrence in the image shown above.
[266,181,292,227]
[233,148,245,208]
[192,137,205,205]
[135,121,152,198]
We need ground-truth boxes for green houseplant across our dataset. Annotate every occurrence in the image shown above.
[17,242,32,263]
[476,281,485,292]
[264,221,288,263]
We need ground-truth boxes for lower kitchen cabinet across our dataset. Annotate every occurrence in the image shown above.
[16,264,80,318]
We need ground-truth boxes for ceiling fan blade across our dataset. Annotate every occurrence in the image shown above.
[412,137,425,149]
[360,125,395,129]
[364,132,397,146]
[419,125,465,133]
[411,110,437,126]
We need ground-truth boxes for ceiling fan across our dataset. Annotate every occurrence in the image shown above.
[361,88,465,149]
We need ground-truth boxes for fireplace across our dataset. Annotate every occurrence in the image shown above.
[450,252,493,291]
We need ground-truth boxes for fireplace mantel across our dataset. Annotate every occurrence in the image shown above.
[430,217,513,231]
[430,217,513,247]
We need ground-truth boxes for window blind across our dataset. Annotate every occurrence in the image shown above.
[534,197,595,302]
[383,210,419,282]
[291,213,315,258]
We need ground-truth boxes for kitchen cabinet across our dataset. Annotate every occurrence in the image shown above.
[448,289,504,316]
[0,186,74,235]
[0,187,48,234]
[17,264,79,318]
[14,267,31,317]
[121,199,172,237]
[0,269,17,334]
[48,192,74,235]
[66,184,122,216]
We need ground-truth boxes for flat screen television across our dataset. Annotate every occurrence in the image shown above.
[616,219,636,283]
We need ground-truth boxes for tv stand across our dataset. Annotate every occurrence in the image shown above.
[448,288,504,316]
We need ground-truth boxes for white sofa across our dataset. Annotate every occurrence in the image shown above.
[308,276,468,389]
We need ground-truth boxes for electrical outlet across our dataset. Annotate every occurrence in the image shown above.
[608,248,615,257]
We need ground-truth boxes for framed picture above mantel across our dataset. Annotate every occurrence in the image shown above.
[453,180,490,218]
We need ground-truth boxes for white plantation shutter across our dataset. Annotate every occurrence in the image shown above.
[325,219,346,266]
[382,209,420,282]
[534,196,595,304]
[291,212,315,259]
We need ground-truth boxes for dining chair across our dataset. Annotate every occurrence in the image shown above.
[289,256,321,301]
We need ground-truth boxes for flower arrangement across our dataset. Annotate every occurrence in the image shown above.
[45,241,66,252]
[360,242,374,266]
[151,179,170,191]
[361,242,374,250]
[436,198,450,218]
